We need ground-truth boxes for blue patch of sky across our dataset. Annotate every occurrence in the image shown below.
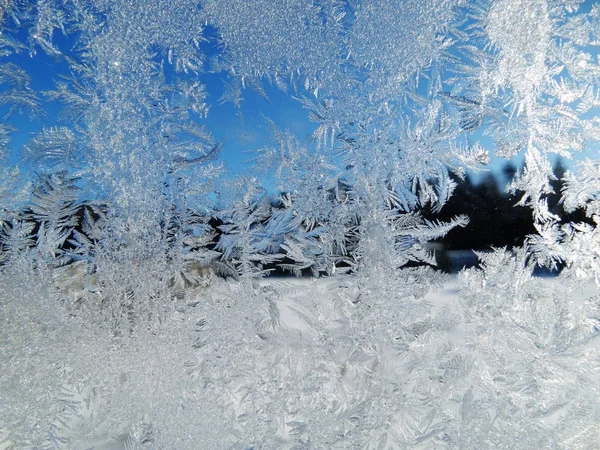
[2,23,317,197]
[200,73,317,189]
[2,1,599,199]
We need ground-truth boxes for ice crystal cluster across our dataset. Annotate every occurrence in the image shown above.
[0,0,599,448]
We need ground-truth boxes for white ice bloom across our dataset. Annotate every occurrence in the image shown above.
[487,0,551,102]
[1,0,599,448]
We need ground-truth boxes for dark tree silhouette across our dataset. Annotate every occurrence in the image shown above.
[428,169,534,251]
[427,160,593,272]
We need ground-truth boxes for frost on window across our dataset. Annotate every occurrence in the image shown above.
[0,0,599,448]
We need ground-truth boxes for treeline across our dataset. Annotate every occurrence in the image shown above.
[426,160,591,272]
[0,161,588,278]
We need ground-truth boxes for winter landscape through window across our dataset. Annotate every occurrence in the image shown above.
[0,0,599,448]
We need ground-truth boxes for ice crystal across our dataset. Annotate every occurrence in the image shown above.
[0,1,599,448]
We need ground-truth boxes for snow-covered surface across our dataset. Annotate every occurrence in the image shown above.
[2,271,599,449]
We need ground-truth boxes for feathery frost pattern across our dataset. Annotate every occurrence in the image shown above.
[0,0,599,448]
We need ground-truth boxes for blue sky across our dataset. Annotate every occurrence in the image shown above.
[2,28,317,194]
[2,3,597,199]
[2,43,530,192]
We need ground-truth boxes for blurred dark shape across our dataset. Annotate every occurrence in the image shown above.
[427,159,592,273]
[1,160,592,278]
